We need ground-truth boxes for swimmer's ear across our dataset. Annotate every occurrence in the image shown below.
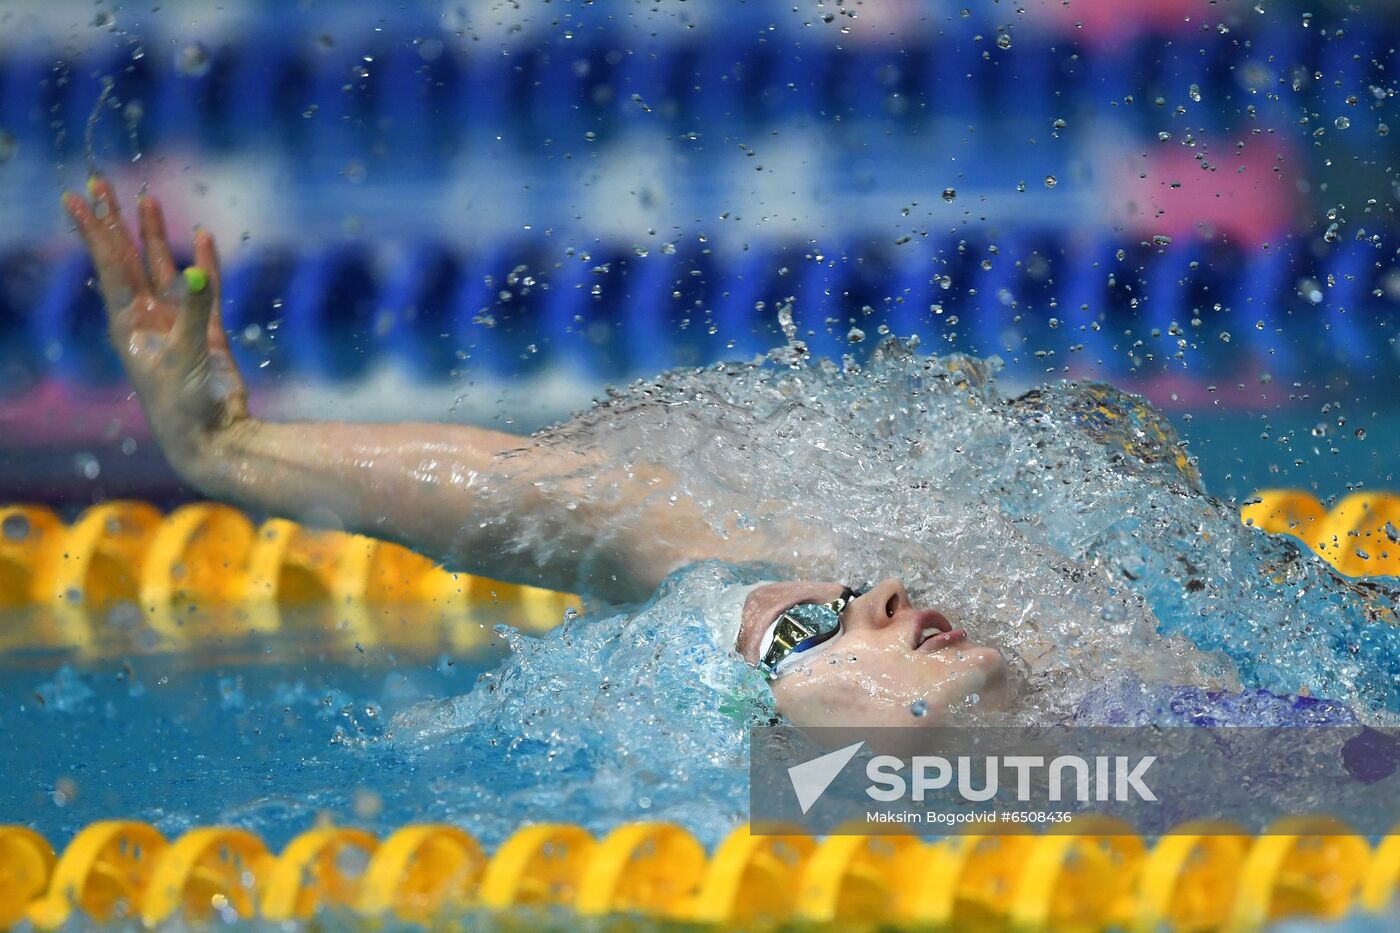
[170,266,214,360]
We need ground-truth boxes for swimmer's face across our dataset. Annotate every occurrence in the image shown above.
[735,579,1011,728]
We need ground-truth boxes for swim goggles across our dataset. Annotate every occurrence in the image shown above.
[757,586,866,679]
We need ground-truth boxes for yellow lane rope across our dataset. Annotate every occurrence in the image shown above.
[1,493,1393,655]
[0,818,1395,930]
[0,501,580,647]
[1241,490,1400,578]
[2,490,1394,615]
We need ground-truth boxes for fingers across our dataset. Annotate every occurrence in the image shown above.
[169,267,214,363]
[63,191,143,313]
[193,228,222,295]
[63,178,150,323]
[86,175,150,291]
[192,228,233,354]
[65,176,233,363]
[138,194,178,290]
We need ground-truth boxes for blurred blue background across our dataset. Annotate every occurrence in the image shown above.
[0,0,1396,507]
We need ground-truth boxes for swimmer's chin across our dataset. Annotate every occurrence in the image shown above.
[768,645,1015,731]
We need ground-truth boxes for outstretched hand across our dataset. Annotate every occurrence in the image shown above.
[63,177,250,475]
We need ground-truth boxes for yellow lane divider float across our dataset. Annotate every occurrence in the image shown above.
[0,492,1393,655]
[0,501,580,653]
[1242,490,1400,578]
[0,819,1395,930]
[0,491,1394,612]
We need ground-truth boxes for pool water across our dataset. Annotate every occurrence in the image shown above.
[0,615,506,850]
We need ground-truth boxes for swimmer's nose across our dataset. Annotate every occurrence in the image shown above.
[844,577,911,633]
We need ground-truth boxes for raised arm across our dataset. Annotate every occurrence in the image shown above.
[61,177,737,602]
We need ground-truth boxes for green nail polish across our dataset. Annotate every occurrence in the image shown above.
[86,175,98,197]
[60,191,74,209]
[183,267,209,294]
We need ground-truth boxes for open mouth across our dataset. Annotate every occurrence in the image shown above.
[909,608,967,653]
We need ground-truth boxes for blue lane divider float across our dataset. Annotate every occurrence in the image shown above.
[450,246,513,379]
[540,250,604,378]
[1319,240,1380,372]
[376,243,459,376]
[0,250,43,394]
[7,234,1397,390]
[280,246,380,381]
[711,248,770,362]
[32,250,121,387]
[4,14,1398,161]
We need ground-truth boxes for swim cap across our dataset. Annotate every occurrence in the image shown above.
[695,581,775,652]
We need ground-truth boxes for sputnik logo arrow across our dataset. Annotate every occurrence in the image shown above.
[787,741,865,814]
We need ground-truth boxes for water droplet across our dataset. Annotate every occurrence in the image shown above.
[942,187,956,202]
[52,777,78,807]
[1188,83,1202,103]
[583,130,597,142]
[1052,118,1067,130]
[909,698,928,717]
[74,452,100,480]
[1355,428,1367,440]
[995,33,1012,50]
[847,327,866,344]
[176,42,211,78]
[417,38,444,62]
[352,787,382,818]
[777,301,797,341]
[92,10,116,30]
[1335,116,1351,130]
[2,513,30,541]
[1043,174,1058,188]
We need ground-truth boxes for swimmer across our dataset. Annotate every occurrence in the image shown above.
[62,178,1011,728]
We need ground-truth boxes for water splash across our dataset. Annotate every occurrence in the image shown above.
[391,561,770,845]
[467,342,1400,723]
[390,340,1398,836]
